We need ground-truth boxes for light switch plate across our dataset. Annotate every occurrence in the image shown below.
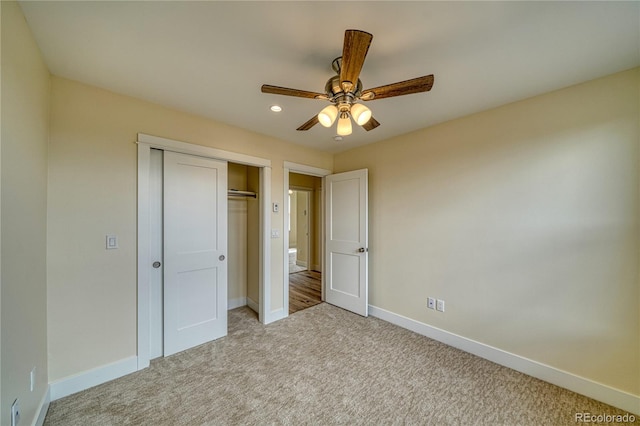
[271,229,280,238]
[273,203,280,213]
[11,399,20,426]
[30,367,36,392]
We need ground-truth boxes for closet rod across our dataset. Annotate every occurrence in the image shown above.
[228,189,257,198]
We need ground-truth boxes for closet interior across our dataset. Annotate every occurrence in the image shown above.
[228,162,260,315]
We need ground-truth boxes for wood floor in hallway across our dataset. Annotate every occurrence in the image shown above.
[289,270,321,314]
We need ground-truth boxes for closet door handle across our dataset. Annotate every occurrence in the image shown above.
[219,255,226,261]
[152,261,162,268]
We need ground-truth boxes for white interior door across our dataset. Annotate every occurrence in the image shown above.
[325,169,368,316]
[164,151,228,356]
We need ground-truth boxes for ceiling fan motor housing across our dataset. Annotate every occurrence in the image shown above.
[325,75,363,100]
[325,74,364,118]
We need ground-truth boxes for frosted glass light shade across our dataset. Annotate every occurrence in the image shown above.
[350,103,372,126]
[318,105,338,127]
[337,115,352,136]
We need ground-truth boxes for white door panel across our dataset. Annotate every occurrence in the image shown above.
[325,169,368,316]
[176,268,219,327]
[330,253,361,296]
[330,178,361,242]
[164,151,227,356]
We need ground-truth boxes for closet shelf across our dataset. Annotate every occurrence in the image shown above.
[228,189,257,198]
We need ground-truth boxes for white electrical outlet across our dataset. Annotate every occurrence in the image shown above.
[30,367,36,392]
[436,299,445,312]
[11,399,20,426]
[427,298,436,309]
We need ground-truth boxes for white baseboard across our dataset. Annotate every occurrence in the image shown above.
[34,386,50,426]
[246,297,259,313]
[247,296,281,323]
[264,307,286,325]
[228,297,247,310]
[369,305,640,416]
[49,356,138,401]
[295,260,307,267]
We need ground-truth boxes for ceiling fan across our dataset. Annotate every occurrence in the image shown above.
[261,29,434,137]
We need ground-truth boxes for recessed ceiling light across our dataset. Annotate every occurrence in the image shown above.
[270,105,282,112]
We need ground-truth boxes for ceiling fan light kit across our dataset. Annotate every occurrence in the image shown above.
[261,29,434,139]
[318,105,338,127]
[350,103,372,126]
[337,113,353,136]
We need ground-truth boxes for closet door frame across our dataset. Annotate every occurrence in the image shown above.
[137,133,272,370]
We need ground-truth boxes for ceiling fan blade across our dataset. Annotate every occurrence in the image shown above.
[340,30,373,93]
[362,116,380,131]
[296,115,320,131]
[261,85,328,100]
[361,75,434,101]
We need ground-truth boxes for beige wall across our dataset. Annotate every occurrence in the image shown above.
[334,68,640,396]
[312,180,322,271]
[47,76,333,382]
[295,191,309,264]
[1,1,50,423]
[289,191,298,248]
[228,162,248,191]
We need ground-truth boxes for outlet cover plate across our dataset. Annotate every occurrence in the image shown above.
[427,298,436,309]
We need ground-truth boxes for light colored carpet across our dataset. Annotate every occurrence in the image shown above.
[44,304,635,425]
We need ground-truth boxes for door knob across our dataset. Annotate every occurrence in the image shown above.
[358,247,367,253]
[152,261,161,268]
[219,255,226,261]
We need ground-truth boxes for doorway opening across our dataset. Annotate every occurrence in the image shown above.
[288,173,323,314]
[288,189,310,274]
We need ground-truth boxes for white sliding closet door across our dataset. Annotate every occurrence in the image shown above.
[163,151,228,356]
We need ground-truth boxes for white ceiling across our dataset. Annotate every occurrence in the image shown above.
[20,1,640,153]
